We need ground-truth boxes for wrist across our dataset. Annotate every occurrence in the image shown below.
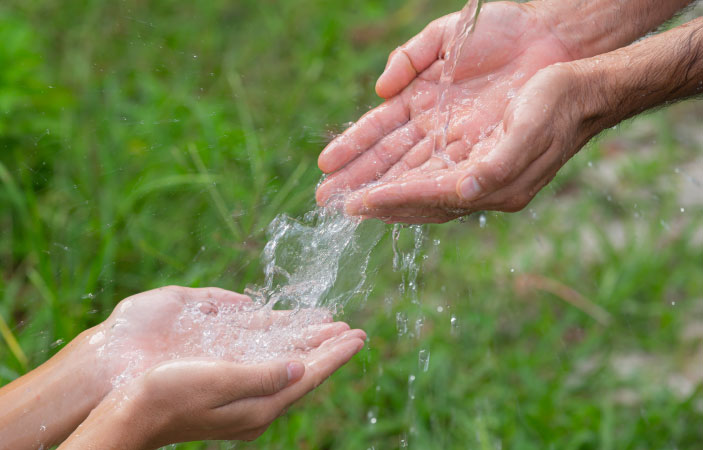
[0,326,114,448]
[70,326,113,398]
[563,16,703,135]
[533,0,693,59]
[59,382,157,450]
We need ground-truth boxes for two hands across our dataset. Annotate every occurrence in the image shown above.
[317,2,575,222]
[0,286,366,449]
[317,0,700,223]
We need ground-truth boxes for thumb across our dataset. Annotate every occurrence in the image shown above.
[376,14,454,98]
[229,360,305,398]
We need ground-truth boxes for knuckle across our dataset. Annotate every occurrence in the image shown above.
[259,371,276,394]
[427,17,443,36]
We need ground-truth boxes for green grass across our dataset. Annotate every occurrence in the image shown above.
[1,1,702,448]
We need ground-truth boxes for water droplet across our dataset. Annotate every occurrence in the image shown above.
[418,349,430,372]
[400,434,409,448]
[396,312,408,336]
[408,374,416,400]
[450,315,459,336]
[479,213,486,228]
[367,409,378,425]
[414,317,424,337]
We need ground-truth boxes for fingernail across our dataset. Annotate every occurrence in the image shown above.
[459,176,481,200]
[286,361,305,382]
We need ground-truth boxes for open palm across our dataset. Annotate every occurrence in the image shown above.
[94,286,345,386]
[316,2,573,220]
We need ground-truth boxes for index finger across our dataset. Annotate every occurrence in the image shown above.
[273,329,366,408]
[318,96,409,174]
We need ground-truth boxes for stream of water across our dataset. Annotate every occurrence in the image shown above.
[433,0,483,162]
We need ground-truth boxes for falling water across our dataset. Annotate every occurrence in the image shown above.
[246,206,385,312]
[432,0,483,162]
[104,0,483,406]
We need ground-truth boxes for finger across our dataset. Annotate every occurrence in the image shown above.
[454,124,549,203]
[318,97,410,174]
[376,14,456,98]
[412,139,471,174]
[316,122,424,205]
[467,141,563,213]
[210,329,366,428]
[339,136,439,214]
[220,359,306,401]
[294,322,351,349]
[357,119,544,213]
[273,329,366,408]
[186,287,252,306]
[378,133,469,186]
[344,186,460,219]
[357,169,464,211]
[380,136,435,181]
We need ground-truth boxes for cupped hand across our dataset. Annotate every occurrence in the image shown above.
[316,2,573,219]
[90,286,346,388]
[341,63,602,222]
[60,328,366,448]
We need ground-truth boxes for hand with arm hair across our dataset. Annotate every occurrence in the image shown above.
[316,0,697,222]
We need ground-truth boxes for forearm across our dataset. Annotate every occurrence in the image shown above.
[537,0,695,59]
[571,16,703,136]
[0,328,110,449]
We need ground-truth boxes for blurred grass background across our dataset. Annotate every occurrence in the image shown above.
[1,0,702,448]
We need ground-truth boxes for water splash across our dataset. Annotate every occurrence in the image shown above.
[247,206,385,312]
[392,224,425,304]
[105,206,386,387]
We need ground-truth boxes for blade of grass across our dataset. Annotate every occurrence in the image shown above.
[226,69,264,191]
[515,273,613,325]
[188,143,242,242]
[0,312,28,372]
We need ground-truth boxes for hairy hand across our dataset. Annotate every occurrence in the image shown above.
[316,1,574,221]
[342,64,602,222]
